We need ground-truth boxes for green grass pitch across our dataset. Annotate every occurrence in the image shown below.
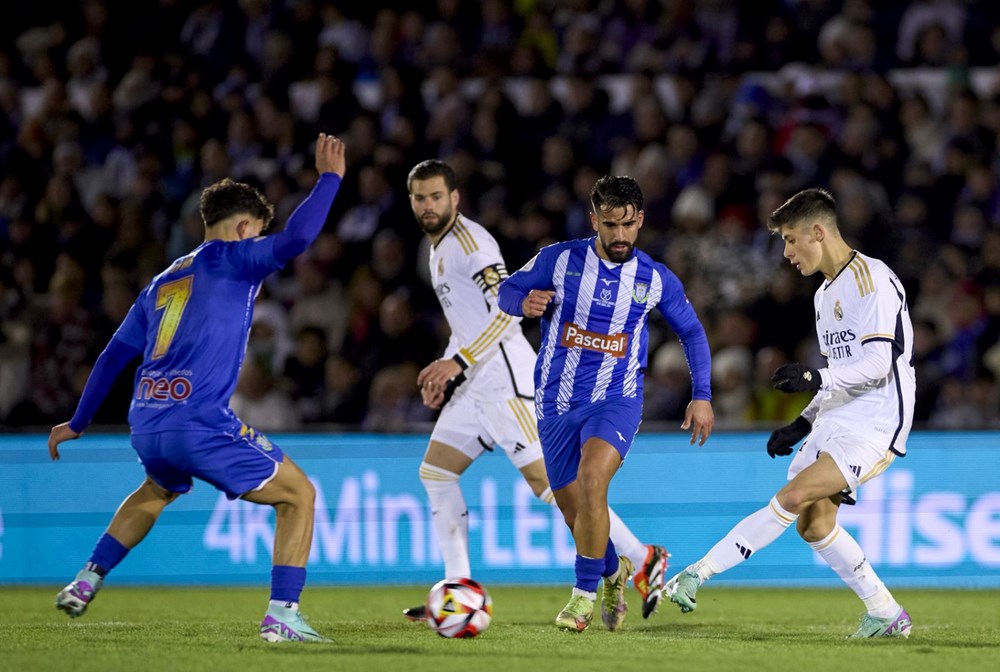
[1,586,997,672]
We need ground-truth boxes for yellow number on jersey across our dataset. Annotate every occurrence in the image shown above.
[152,276,193,359]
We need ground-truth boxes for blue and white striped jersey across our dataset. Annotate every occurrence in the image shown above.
[498,237,711,419]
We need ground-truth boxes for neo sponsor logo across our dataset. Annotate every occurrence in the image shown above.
[136,376,193,401]
[560,323,628,357]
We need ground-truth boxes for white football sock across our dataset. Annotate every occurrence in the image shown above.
[808,525,900,619]
[691,496,797,582]
[419,462,470,579]
[608,506,648,568]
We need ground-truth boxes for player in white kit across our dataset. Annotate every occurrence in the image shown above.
[666,188,915,639]
[402,160,669,621]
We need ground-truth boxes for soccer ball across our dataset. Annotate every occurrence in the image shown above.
[425,578,493,638]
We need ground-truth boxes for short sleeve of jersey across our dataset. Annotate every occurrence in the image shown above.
[224,236,283,281]
[113,294,149,350]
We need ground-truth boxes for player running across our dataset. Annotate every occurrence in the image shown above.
[48,133,346,643]
[402,161,670,624]
[498,175,714,632]
[665,188,914,639]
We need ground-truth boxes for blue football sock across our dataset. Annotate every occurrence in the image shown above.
[270,565,307,604]
[86,533,130,577]
[574,555,604,593]
[603,539,620,578]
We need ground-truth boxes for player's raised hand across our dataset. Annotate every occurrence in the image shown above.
[522,290,555,318]
[681,399,714,446]
[47,422,82,461]
[315,133,346,177]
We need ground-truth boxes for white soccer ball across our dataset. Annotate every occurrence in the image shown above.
[425,578,493,638]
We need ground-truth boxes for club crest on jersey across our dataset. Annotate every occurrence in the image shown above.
[632,282,649,304]
[834,300,844,321]
[255,433,274,452]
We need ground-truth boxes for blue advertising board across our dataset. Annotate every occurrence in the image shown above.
[1,432,997,587]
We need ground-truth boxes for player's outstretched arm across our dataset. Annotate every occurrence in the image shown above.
[272,133,346,264]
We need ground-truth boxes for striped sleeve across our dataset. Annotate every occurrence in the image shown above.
[454,248,522,368]
[498,244,557,317]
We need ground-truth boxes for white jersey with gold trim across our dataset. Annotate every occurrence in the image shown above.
[803,251,915,455]
[429,215,535,401]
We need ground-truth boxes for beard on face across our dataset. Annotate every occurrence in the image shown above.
[601,238,634,263]
[416,206,453,235]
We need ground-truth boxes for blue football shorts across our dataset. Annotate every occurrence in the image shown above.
[537,397,643,491]
[131,425,284,499]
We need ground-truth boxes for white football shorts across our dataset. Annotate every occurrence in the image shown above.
[430,389,542,469]
[787,418,896,494]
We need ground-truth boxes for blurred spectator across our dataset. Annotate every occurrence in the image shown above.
[9,261,94,425]
[361,362,430,432]
[231,353,301,432]
[2,1,998,431]
[283,325,329,424]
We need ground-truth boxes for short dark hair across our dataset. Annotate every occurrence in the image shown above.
[407,159,457,192]
[767,188,837,232]
[199,178,274,230]
[590,175,643,214]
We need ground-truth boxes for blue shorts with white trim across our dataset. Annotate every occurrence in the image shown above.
[538,397,642,490]
[131,425,284,499]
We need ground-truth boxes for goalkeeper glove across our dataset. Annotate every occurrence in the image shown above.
[766,416,812,458]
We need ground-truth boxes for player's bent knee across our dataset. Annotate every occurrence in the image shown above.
[796,519,834,542]
[298,477,316,506]
[143,477,180,504]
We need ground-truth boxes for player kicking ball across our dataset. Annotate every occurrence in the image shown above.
[49,133,347,643]
[665,188,913,639]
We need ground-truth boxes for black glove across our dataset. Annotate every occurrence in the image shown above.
[771,363,822,393]
[767,416,812,458]
[440,372,467,406]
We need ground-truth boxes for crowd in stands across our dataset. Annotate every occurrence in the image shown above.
[1,0,998,432]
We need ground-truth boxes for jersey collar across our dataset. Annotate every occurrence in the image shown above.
[433,214,462,249]
[823,250,858,290]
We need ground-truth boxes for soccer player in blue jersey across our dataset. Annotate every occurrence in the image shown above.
[497,175,715,632]
[46,133,346,643]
